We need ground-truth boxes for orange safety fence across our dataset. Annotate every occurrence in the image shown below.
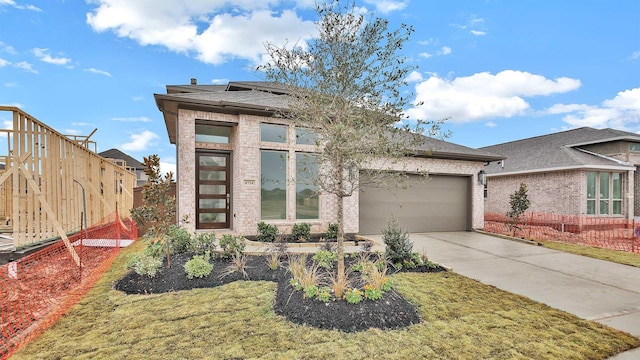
[0,211,137,359]
[484,212,639,253]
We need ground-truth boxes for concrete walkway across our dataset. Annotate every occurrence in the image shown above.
[364,231,640,359]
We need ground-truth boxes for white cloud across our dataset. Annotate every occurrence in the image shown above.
[84,67,112,77]
[407,70,581,122]
[132,95,145,101]
[630,51,640,61]
[121,130,160,151]
[211,78,228,84]
[553,87,640,130]
[63,128,82,135]
[33,48,71,65]
[363,0,407,13]
[419,52,432,59]
[485,121,497,128]
[4,82,17,87]
[71,121,95,127]
[112,116,152,122]
[470,30,486,36]
[0,0,41,11]
[405,70,423,83]
[86,1,317,66]
[14,61,37,73]
[0,41,17,54]
[0,58,9,67]
[439,46,451,55]
[160,162,176,178]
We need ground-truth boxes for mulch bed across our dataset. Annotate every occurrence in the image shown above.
[114,253,446,332]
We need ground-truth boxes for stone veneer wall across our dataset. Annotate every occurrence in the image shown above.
[177,108,488,235]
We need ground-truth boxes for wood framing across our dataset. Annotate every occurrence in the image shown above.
[0,106,136,250]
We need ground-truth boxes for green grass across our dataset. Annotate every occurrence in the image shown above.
[539,240,640,268]
[12,240,639,359]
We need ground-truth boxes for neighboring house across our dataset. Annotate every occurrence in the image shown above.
[99,148,148,187]
[481,127,640,219]
[154,79,502,236]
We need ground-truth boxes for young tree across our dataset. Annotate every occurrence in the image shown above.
[130,154,176,267]
[261,0,446,292]
[507,183,530,237]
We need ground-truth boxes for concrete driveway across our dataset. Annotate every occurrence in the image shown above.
[366,231,640,358]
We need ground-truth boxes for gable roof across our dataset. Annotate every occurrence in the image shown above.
[155,80,503,163]
[99,148,144,170]
[481,127,639,176]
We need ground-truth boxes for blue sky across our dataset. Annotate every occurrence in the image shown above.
[1,0,639,174]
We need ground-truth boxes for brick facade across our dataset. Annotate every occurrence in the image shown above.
[485,169,635,218]
[176,109,487,235]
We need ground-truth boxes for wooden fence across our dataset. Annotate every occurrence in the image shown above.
[0,106,136,250]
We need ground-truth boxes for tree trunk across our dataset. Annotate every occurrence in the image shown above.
[336,153,345,281]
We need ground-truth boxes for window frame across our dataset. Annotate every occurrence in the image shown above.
[586,171,623,216]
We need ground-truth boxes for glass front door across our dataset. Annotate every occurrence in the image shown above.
[196,152,230,229]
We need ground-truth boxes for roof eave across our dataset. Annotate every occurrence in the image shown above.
[487,164,636,177]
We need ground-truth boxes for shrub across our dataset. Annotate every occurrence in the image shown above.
[304,285,319,299]
[316,287,332,302]
[383,217,413,264]
[168,225,192,254]
[312,250,337,269]
[265,251,280,270]
[345,288,363,304]
[326,223,338,240]
[287,254,307,280]
[292,222,311,242]
[190,232,216,255]
[218,234,246,259]
[184,252,213,279]
[219,251,249,279]
[126,252,163,278]
[257,222,278,242]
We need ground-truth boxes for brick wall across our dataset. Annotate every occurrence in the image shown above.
[176,108,487,235]
[485,170,634,218]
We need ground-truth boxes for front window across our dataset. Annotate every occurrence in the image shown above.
[296,153,319,219]
[261,123,287,143]
[587,171,622,215]
[295,127,318,145]
[261,150,287,220]
[195,124,231,143]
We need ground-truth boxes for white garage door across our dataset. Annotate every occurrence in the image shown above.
[359,174,471,234]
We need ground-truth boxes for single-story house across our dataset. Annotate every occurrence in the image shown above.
[99,148,148,187]
[481,127,640,219]
[154,79,503,236]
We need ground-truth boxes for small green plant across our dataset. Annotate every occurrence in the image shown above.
[383,216,413,264]
[168,225,192,254]
[289,278,303,291]
[326,223,338,240]
[312,250,337,269]
[507,183,531,237]
[218,234,246,259]
[190,232,216,255]
[257,222,278,242]
[126,252,163,278]
[184,252,213,279]
[292,222,311,242]
[304,285,319,299]
[316,287,332,302]
[363,284,383,300]
[344,288,363,304]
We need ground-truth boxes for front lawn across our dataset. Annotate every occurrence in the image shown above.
[539,240,640,268]
[12,240,639,359]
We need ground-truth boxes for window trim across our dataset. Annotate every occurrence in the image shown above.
[586,171,622,216]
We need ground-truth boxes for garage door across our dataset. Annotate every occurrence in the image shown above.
[359,174,470,234]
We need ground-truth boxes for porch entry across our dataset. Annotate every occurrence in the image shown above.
[196,152,230,229]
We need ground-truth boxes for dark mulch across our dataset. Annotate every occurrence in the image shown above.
[114,253,446,332]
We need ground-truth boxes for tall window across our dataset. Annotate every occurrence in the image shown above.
[261,151,287,220]
[296,153,319,219]
[295,127,318,145]
[587,171,622,215]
